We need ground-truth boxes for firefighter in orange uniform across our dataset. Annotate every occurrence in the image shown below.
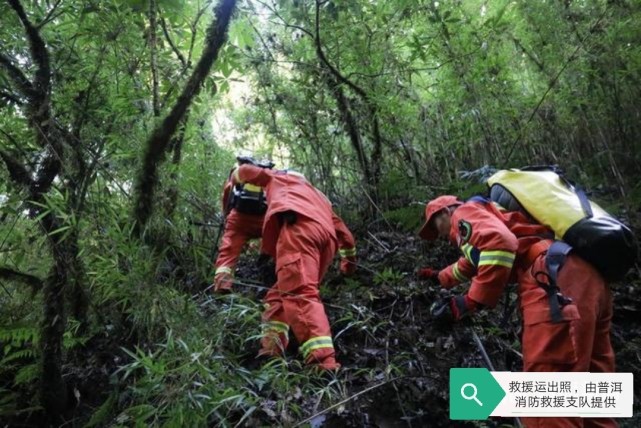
[232,165,356,371]
[419,195,616,428]
[212,169,267,293]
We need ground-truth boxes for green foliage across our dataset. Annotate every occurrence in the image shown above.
[0,325,39,370]
[383,205,424,232]
[63,319,91,350]
[373,268,406,287]
[13,363,39,387]
[0,324,39,416]
[0,318,91,417]
[444,180,489,201]
[84,393,117,428]
[2,0,641,425]
[0,325,39,348]
[101,296,346,426]
[334,304,386,342]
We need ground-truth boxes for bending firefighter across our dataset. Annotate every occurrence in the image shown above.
[232,164,356,371]
[419,195,616,428]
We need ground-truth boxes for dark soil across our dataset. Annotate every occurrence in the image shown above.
[234,230,641,428]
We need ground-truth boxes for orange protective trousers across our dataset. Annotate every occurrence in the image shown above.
[259,217,338,369]
[215,210,264,271]
[519,253,616,428]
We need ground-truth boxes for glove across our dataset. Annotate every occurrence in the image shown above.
[418,267,439,280]
[430,295,477,321]
[340,256,357,276]
[213,272,234,294]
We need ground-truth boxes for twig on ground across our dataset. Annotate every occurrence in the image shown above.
[295,377,403,427]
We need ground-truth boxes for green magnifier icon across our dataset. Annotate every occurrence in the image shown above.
[450,368,505,420]
[461,383,483,407]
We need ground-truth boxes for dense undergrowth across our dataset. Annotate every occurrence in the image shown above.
[2,215,639,427]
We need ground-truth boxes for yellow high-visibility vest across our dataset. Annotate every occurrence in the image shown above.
[487,168,637,281]
[487,169,609,238]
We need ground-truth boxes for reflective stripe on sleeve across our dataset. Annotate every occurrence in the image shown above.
[339,247,357,257]
[452,262,469,282]
[461,243,474,262]
[478,250,516,268]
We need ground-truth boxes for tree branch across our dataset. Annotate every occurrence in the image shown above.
[0,89,24,106]
[159,2,213,107]
[0,149,33,187]
[7,0,51,97]
[187,1,215,66]
[254,0,313,38]
[325,74,370,185]
[160,15,187,69]
[148,0,160,117]
[6,0,62,198]
[502,7,609,165]
[133,0,238,234]
[314,0,367,99]
[313,0,383,194]
[0,128,30,161]
[36,0,64,29]
[0,266,43,292]
[0,52,35,96]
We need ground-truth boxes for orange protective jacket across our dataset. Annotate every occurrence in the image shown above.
[235,165,355,260]
[439,198,552,307]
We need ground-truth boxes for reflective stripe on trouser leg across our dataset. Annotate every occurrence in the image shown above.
[259,320,289,357]
[262,320,289,335]
[300,336,335,360]
[215,266,233,275]
[259,289,289,357]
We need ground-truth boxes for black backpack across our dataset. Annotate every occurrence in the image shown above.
[229,183,268,215]
[227,156,274,216]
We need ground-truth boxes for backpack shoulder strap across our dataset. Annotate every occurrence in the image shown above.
[544,241,573,323]
[556,175,594,219]
[573,186,593,218]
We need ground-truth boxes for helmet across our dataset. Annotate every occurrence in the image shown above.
[418,195,462,240]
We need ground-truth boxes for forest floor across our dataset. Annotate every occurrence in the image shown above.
[222,230,641,427]
[11,230,639,428]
